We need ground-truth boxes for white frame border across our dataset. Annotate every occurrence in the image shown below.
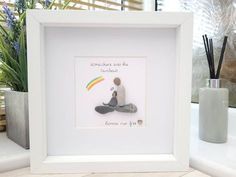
[27,10,193,173]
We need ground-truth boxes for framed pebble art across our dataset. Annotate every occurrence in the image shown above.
[27,11,193,173]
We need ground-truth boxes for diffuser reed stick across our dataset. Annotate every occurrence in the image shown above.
[209,39,215,76]
[216,36,228,78]
[202,35,214,78]
[202,35,228,79]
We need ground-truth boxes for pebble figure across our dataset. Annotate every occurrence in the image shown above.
[113,77,126,106]
[103,91,118,107]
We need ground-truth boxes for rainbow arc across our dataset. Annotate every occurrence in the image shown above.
[86,76,104,91]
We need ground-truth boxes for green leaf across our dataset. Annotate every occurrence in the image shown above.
[0,35,21,73]
[0,24,9,37]
[62,0,71,9]
[19,11,26,26]
[0,13,6,21]
[18,28,27,91]
[0,61,21,85]
[47,0,57,9]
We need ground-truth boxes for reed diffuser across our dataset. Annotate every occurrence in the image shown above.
[199,35,229,143]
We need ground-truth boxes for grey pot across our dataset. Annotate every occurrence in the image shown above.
[5,91,29,149]
[199,79,228,143]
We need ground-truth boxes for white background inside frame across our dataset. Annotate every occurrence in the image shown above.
[45,27,176,156]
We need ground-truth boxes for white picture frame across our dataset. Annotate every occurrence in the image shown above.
[27,10,193,173]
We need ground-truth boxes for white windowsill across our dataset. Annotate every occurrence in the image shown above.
[0,104,235,176]
[0,133,29,172]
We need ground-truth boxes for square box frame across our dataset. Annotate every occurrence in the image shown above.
[26,10,193,173]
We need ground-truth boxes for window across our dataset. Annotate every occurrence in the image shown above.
[0,0,143,11]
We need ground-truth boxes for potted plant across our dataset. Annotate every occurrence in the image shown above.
[0,1,29,148]
[0,0,70,149]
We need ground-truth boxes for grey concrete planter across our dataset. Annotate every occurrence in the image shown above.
[5,91,29,149]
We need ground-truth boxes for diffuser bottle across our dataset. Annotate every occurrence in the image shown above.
[199,79,228,143]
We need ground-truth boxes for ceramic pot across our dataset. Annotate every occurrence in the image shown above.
[199,79,228,143]
[5,91,29,149]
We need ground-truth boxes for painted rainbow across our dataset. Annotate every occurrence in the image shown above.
[86,76,104,91]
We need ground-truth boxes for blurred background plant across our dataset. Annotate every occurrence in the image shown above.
[0,0,70,93]
[0,0,71,131]
[0,1,28,92]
